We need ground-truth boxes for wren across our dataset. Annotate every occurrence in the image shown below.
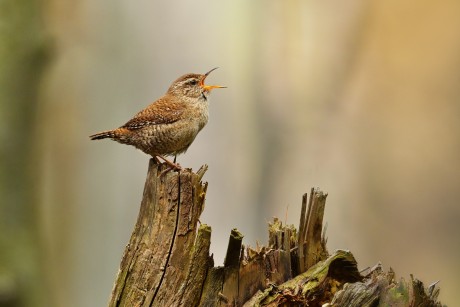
[89,68,225,170]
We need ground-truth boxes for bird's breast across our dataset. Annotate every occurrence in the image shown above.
[191,99,209,131]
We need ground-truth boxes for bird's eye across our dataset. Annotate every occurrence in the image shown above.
[189,79,198,86]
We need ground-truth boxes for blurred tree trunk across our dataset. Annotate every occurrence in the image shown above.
[0,0,50,306]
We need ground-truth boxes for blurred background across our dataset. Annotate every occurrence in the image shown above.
[1,0,459,306]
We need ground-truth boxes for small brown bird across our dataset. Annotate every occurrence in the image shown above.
[90,68,225,170]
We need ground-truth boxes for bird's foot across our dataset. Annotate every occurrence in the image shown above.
[159,164,182,177]
[155,155,182,176]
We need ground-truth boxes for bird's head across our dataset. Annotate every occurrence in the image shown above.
[167,68,226,100]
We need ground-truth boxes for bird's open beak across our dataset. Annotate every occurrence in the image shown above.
[200,67,226,91]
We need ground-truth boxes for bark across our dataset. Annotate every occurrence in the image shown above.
[109,160,209,307]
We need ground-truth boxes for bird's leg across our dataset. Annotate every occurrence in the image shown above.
[156,154,182,177]
[154,155,163,165]
[153,155,170,176]
[173,155,177,163]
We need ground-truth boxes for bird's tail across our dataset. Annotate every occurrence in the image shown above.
[89,130,116,140]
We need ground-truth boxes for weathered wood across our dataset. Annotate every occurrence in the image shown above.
[109,160,209,307]
[221,229,243,306]
[178,225,213,306]
[303,188,328,270]
[297,193,308,274]
[237,249,266,304]
[243,250,362,306]
[331,266,443,307]
[108,161,444,306]
[199,266,224,306]
[294,188,329,276]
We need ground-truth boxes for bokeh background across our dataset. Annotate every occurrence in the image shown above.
[1,0,459,306]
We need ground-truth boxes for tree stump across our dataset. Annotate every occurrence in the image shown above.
[109,159,209,306]
[108,160,443,306]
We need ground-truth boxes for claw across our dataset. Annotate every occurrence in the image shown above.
[155,154,182,177]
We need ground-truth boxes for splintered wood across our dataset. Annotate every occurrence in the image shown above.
[109,160,443,307]
[109,159,209,307]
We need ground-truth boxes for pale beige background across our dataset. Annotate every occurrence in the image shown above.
[4,0,460,306]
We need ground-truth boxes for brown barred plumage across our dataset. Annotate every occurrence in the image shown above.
[89,68,225,170]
